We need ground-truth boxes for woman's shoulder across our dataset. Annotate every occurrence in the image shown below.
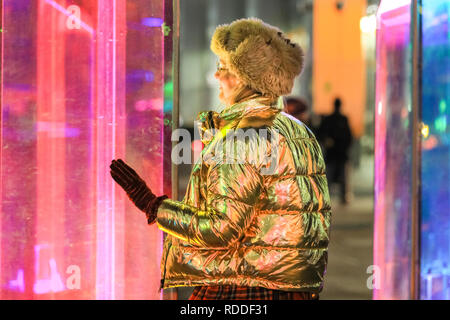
[273,111,317,141]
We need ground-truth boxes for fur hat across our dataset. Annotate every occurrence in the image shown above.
[211,18,304,98]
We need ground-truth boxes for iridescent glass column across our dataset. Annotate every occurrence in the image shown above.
[374,0,413,300]
[419,0,450,300]
[0,0,174,299]
[375,0,450,300]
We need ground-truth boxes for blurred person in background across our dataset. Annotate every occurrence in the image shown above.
[284,96,322,136]
[110,18,331,300]
[318,97,353,204]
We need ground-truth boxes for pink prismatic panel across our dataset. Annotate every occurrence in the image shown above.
[374,0,413,300]
[0,0,174,299]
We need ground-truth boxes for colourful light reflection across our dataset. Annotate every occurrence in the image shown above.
[378,0,411,15]
[374,0,412,300]
[7,270,24,293]
[142,17,164,27]
[1,0,172,300]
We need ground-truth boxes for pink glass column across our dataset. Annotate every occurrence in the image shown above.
[374,0,413,300]
[0,0,173,299]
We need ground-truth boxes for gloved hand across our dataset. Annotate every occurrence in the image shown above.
[110,159,168,224]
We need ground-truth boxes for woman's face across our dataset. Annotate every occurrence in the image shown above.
[215,59,241,104]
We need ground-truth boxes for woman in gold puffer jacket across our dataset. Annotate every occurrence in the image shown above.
[111,18,331,300]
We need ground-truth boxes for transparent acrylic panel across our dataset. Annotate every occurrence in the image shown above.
[0,0,173,299]
[420,0,450,300]
[374,0,413,300]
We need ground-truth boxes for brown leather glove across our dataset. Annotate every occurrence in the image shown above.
[110,159,168,224]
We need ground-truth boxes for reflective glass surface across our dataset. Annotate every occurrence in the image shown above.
[0,0,173,299]
[419,0,450,300]
[374,0,413,300]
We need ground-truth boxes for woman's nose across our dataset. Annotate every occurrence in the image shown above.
[214,71,220,79]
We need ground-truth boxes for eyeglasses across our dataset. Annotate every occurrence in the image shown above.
[216,61,228,73]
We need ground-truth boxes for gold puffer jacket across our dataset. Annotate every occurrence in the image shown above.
[157,98,331,293]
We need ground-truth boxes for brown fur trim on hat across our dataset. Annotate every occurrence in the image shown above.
[211,18,304,98]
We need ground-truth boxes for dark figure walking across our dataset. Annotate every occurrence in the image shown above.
[284,97,322,137]
[318,98,353,204]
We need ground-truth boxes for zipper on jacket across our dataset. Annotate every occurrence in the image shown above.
[159,241,172,293]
